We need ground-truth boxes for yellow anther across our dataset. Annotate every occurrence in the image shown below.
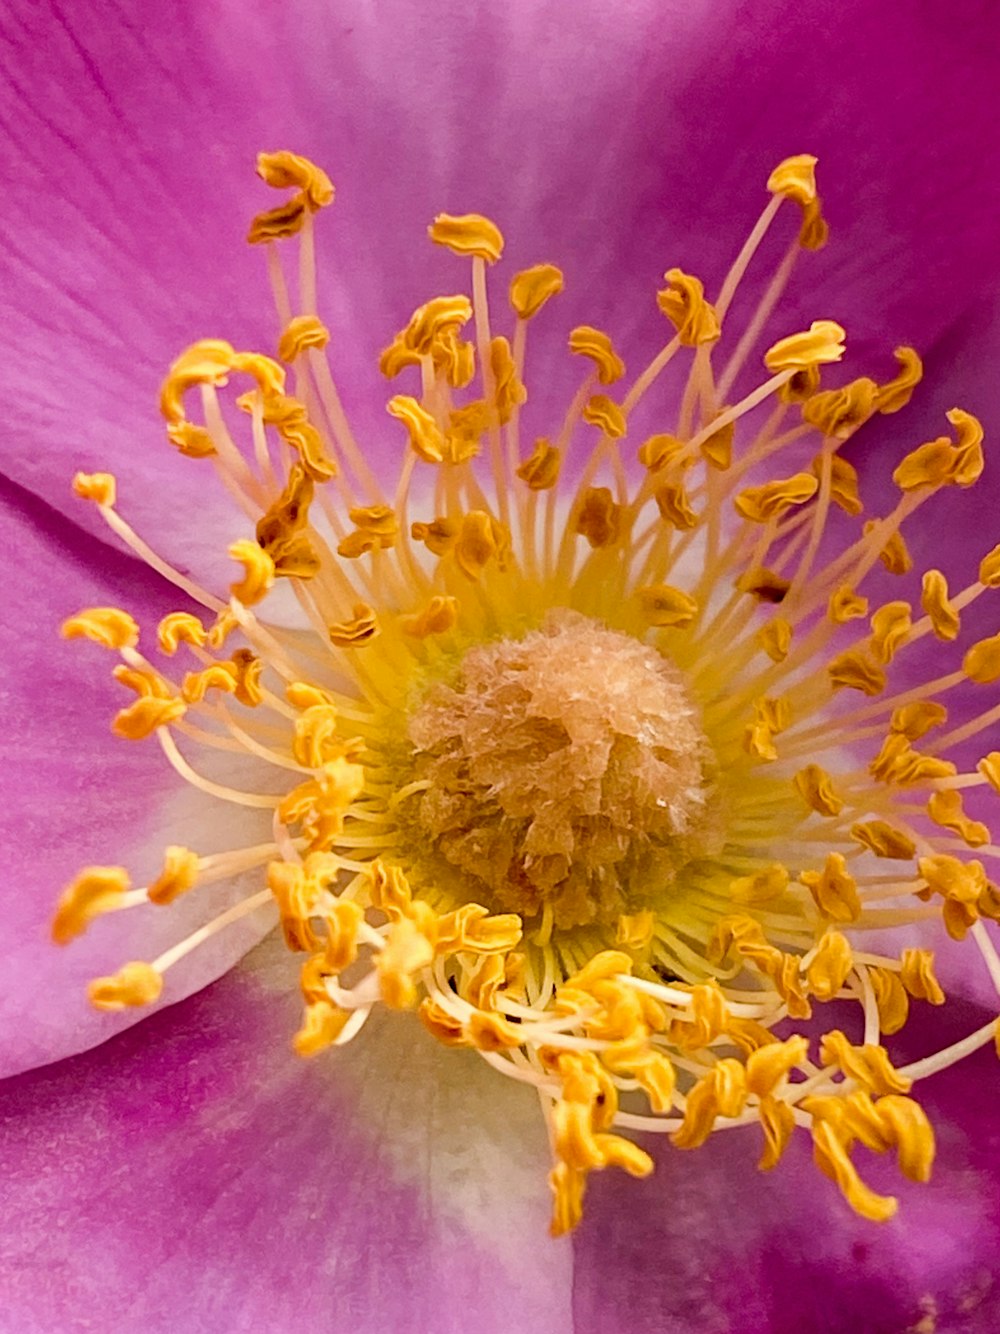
[892,437,955,491]
[615,910,655,950]
[400,295,474,356]
[850,820,916,860]
[746,1034,809,1097]
[767,153,819,207]
[793,764,844,818]
[758,1096,796,1171]
[113,696,186,740]
[877,347,923,414]
[112,663,172,701]
[799,852,862,923]
[207,608,240,648]
[52,866,130,944]
[964,633,1000,684]
[72,471,116,506]
[948,408,985,483]
[227,649,262,708]
[977,753,1000,795]
[820,1031,911,1095]
[244,391,308,428]
[869,600,912,665]
[568,326,625,385]
[672,1060,748,1149]
[867,734,955,787]
[378,332,418,379]
[61,607,139,651]
[147,846,200,906]
[328,603,379,648]
[277,315,330,362]
[322,898,364,973]
[230,351,285,401]
[734,472,818,523]
[638,433,687,472]
[731,863,790,905]
[387,395,446,463]
[877,1095,936,1182]
[918,570,959,642]
[418,998,468,1047]
[979,545,1000,587]
[490,335,527,424]
[398,595,459,639]
[454,511,509,579]
[378,917,435,1009]
[279,757,366,853]
[516,437,561,490]
[657,268,721,345]
[807,931,854,1000]
[286,681,334,711]
[159,339,236,423]
[927,789,990,848]
[428,212,504,263]
[444,401,489,463]
[802,378,878,439]
[815,454,863,515]
[267,860,320,953]
[365,859,414,922]
[735,568,791,603]
[509,262,564,319]
[604,1038,676,1112]
[256,150,334,210]
[668,979,729,1051]
[811,1121,898,1222]
[227,539,275,606]
[778,364,822,404]
[798,199,829,250]
[411,516,458,557]
[156,612,206,655]
[899,949,946,1005]
[828,585,868,623]
[654,483,699,530]
[700,416,735,470]
[636,583,698,628]
[828,648,885,695]
[181,662,237,704]
[464,1011,523,1053]
[574,487,621,548]
[581,393,627,438]
[291,705,340,769]
[889,700,947,740]
[432,327,476,389]
[548,1162,586,1237]
[870,968,910,1035]
[918,854,987,905]
[337,505,399,559]
[293,1000,349,1057]
[764,321,846,372]
[88,961,163,1011]
[757,617,793,663]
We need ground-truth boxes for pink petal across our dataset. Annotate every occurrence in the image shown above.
[0,937,572,1332]
[1,478,275,1077]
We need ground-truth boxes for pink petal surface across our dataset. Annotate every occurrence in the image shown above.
[0,936,572,1334]
[3,0,1000,585]
[0,476,276,1077]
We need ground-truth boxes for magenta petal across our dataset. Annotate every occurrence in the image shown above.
[1,478,275,1077]
[0,939,572,1333]
[4,0,1000,578]
[573,999,1000,1334]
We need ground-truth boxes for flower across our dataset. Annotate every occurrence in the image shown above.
[4,2,1000,1330]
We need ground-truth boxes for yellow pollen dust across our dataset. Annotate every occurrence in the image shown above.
[56,148,1000,1239]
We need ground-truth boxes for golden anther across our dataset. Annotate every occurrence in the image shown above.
[764,321,846,372]
[799,853,861,923]
[147,846,201,906]
[402,295,474,355]
[850,820,916,860]
[734,472,818,523]
[807,931,854,1000]
[444,401,489,463]
[767,153,819,207]
[743,695,790,763]
[277,417,337,481]
[811,1121,898,1222]
[52,866,130,944]
[227,539,275,606]
[581,394,627,438]
[112,696,187,740]
[293,1001,350,1057]
[454,511,509,579]
[793,765,845,818]
[928,788,990,847]
[672,1060,748,1150]
[291,704,340,769]
[979,545,1000,587]
[964,633,1000,684]
[337,505,399,559]
[61,607,139,651]
[411,516,458,557]
[828,585,869,623]
[818,455,863,515]
[758,1096,796,1171]
[920,570,959,641]
[230,648,264,707]
[88,961,163,1011]
[386,395,446,463]
[574,487,621,548]
[72,471,117,506]
[278,315,330,362]
[870,968,910,1035]
[746,1034,809,1097]
[947,408,985,483]
[870,600,912,665]
[267,861,320,953]
[159,339,236,422]
[181,662,237,704]
[731,863,790,905]
[977,753,1000,795]
[465,1011,523,1052]
[568,326,625,384]
[802,378,878,439]
[256,150,334,210]
[166,422,216,458]
[757,617,793,662]
[876,347,923,414]
[638,433,687,472]
[654,482,699,530]
[899,949,946,1005]
[399,595,460,638]
[328,603,379,648]
[509,262,564,319]
[378,917,436,1009]
[615,910,655,950]
[636,583,698,628]
[656,268,721,345]
[890,700,947,740]
[778,364,822,404]
[700,416,735,470]
[428,213,504,263]
[735,568,791,603]
[868,734,955,787]
[820,1031,911,1096]
[490,335,527,424]
[516,437,561,490]
[549,1162,586,1237]
[828,649,885,695]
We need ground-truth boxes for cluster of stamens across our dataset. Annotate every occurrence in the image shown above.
[55,149,1000,1234]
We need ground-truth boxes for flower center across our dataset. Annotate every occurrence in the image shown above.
[402,612,718,929]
